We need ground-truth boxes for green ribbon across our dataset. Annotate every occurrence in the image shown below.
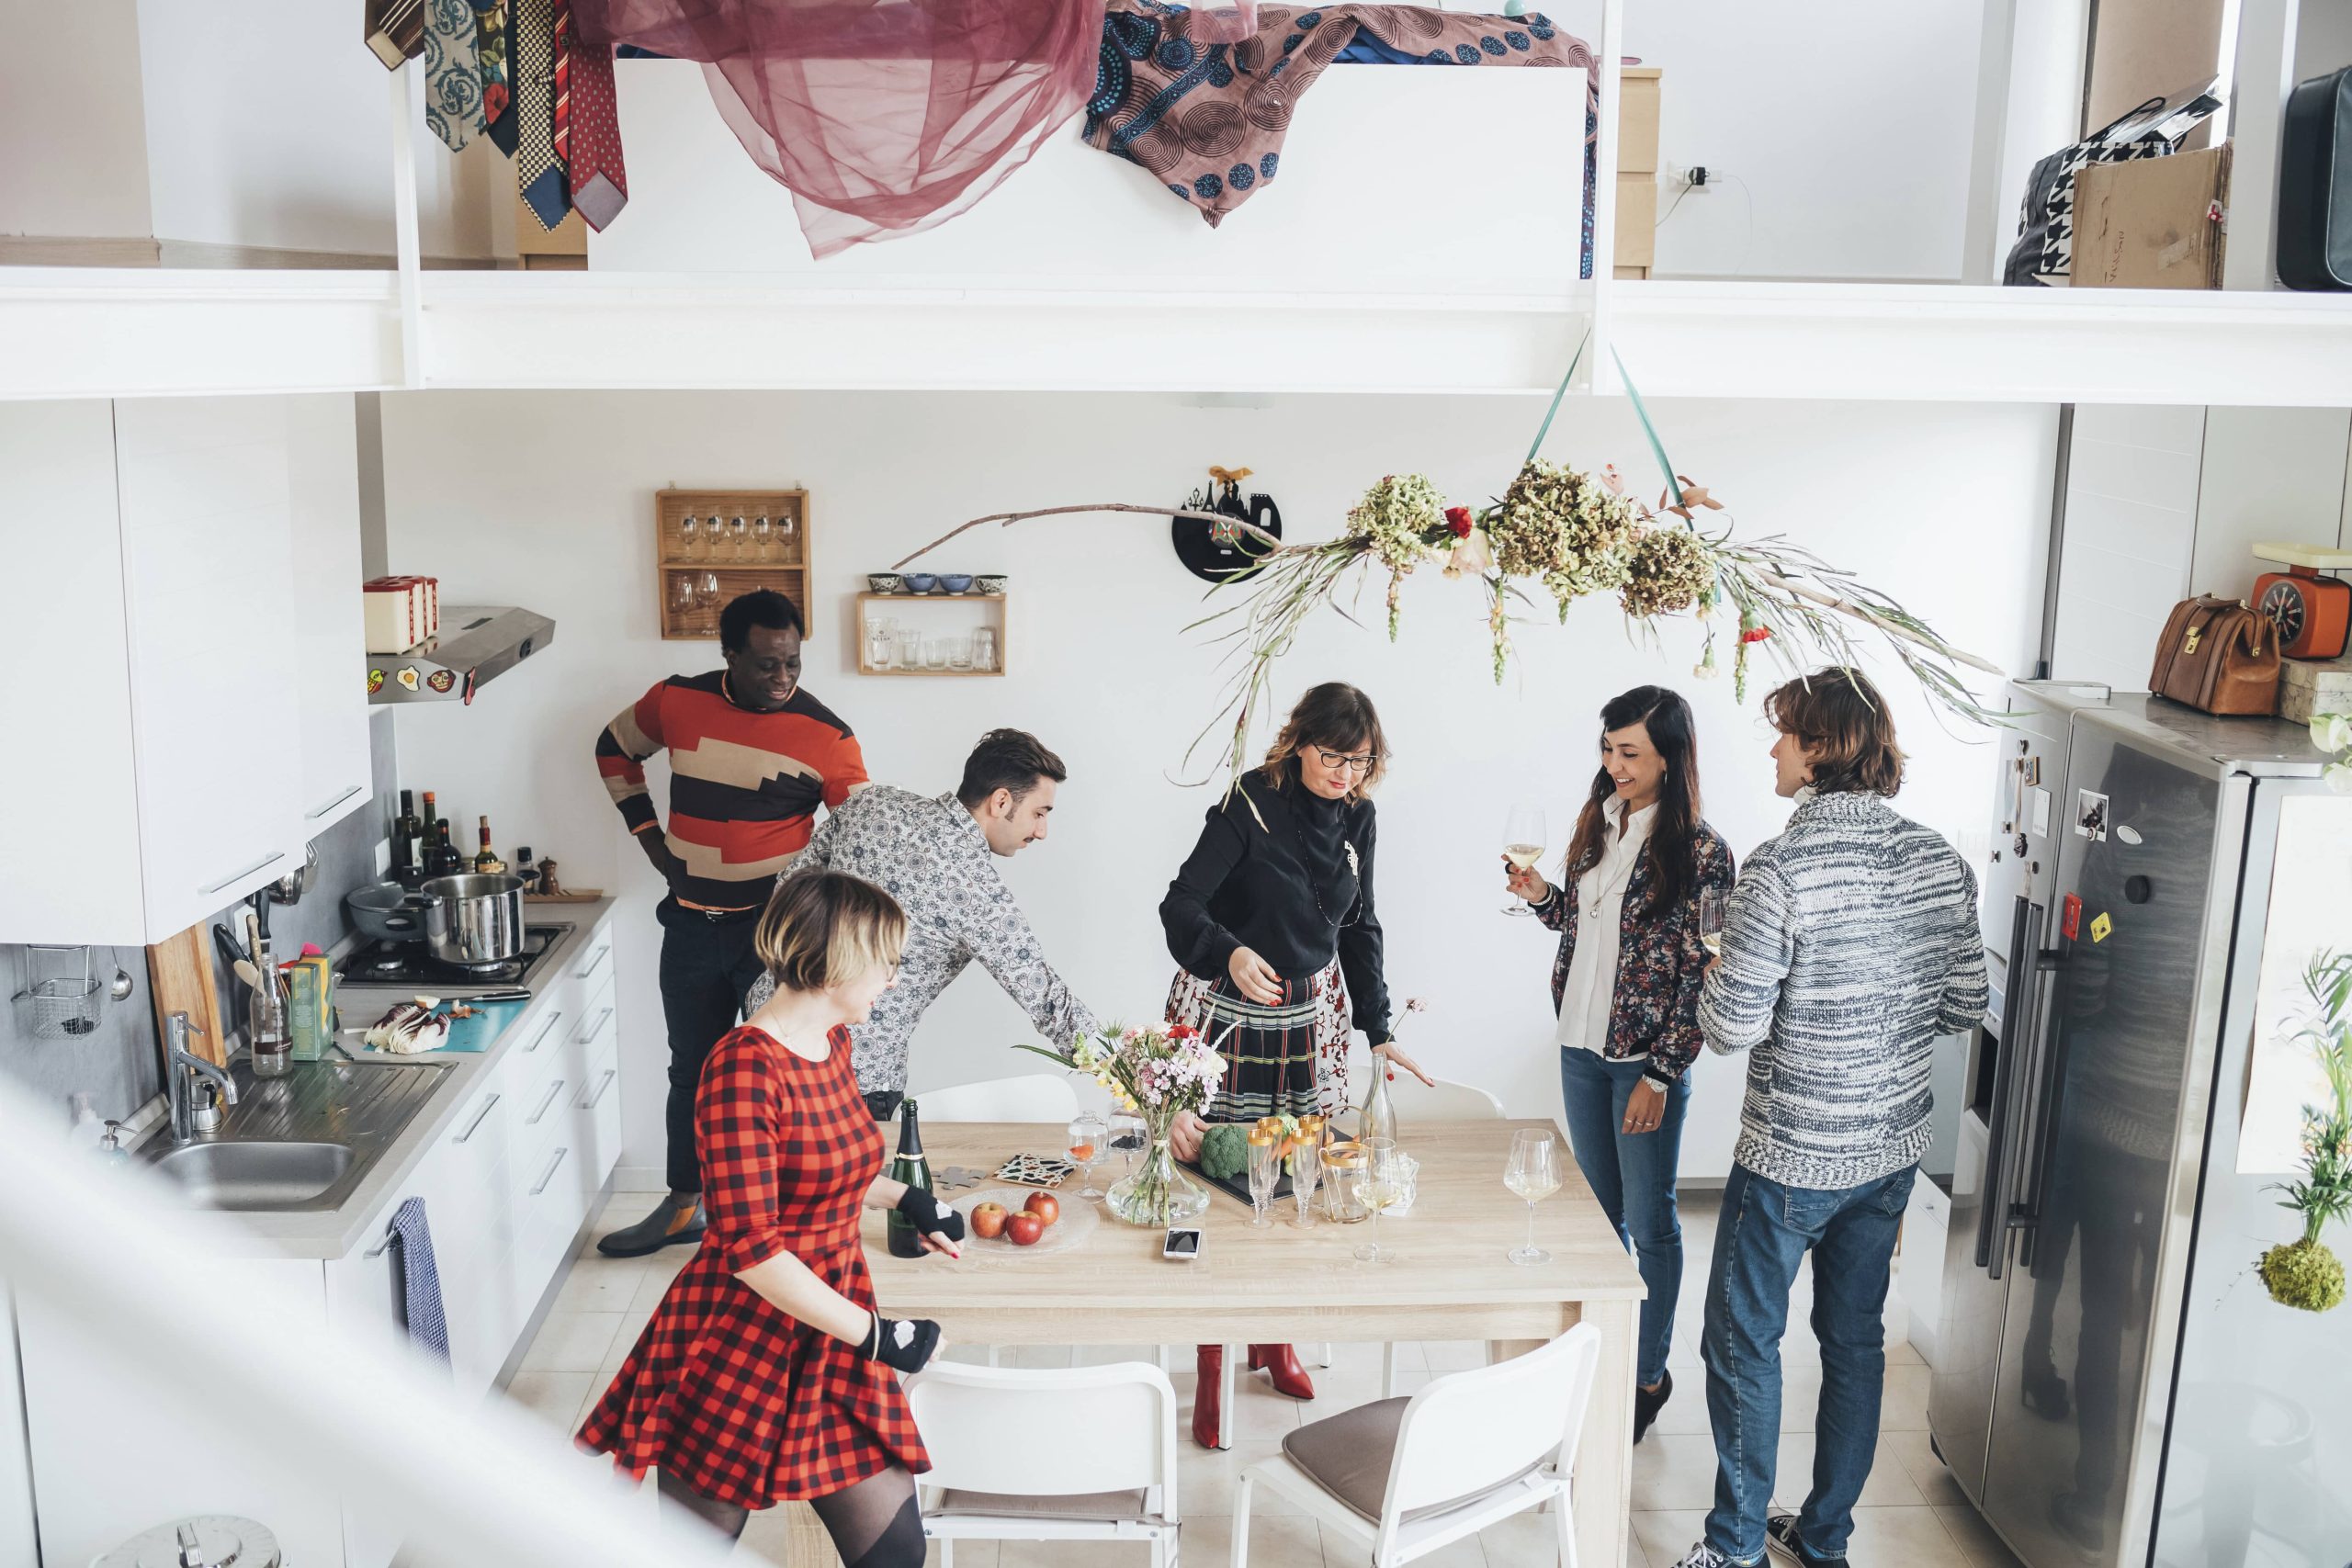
[1522,327,1589,466]
[1523,337,1685,513]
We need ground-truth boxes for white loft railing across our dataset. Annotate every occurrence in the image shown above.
[0,1083,732,1568]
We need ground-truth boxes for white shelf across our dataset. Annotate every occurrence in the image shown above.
[6,267,2352,407]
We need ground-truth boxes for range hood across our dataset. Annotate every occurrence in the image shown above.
[368,606,556,705]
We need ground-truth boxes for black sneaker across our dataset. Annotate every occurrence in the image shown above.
[1634,1367,1675,1444]
[1765,1515,1842,1568]
[596,1194,706,1258]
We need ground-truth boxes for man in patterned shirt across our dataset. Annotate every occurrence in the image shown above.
[594,590,868,1258]
[743,728,1102,1120]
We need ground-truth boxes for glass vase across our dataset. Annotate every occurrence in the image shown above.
[1105,1133,1210,1227]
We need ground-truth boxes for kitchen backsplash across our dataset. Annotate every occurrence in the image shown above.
[0,711,400,1129]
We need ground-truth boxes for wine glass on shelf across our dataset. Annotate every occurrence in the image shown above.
[1698,886,1726,957]
[1503,1127,1563,1265]
[1246,1128,1281,1229]
[1068,1111,1106,1200]
[669,573,697,621]
[1352,1136,1402,1262]
[676,513,701,561]
[752,513,775,561]
[1500,799,1547,916]
[726,514,749,561]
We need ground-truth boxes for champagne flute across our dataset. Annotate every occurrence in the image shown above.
[1292,1134,1322,1228]
[1353,1136,1400,1262]
[1068,1111,1106,1200]
[1504,1128,1562,1265]
[1246,1128,1281,1228]
[1699,887,1726,957]
[1501,799,1547,916]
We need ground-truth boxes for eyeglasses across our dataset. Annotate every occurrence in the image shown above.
[1311,748,1380,774]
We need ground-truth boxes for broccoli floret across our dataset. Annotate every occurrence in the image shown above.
[1200,1123,1250,1182]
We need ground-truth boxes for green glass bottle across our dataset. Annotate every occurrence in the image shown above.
[886,1098,930,1259]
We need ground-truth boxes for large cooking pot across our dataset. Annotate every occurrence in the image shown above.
[418,872,528,965]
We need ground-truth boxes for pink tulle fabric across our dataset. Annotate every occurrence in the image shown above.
[576,0,1195,256]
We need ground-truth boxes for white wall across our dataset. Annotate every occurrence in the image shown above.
[0,0,153,239]
[381,390,2052,1184]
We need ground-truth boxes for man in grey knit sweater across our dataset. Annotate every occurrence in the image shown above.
[1668,670,1988,1568]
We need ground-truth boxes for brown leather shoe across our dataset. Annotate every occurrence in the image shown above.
[1248,1342,1316,1400]
[596,1193,706,1258]
[1193,1345,1225,1449]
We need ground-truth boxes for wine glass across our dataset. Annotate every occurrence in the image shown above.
[1352,1136,1401,1262]
[723,514,746,561]
[670,573,697,619]
[1246,1130,1282,1228]
[1500,799,1547,916]
[695,570,722,610]
[1698,887,1726,957]
[1068,1111,1106,1200]
[1108,1110,1148,1174]
[752,513,775,561]
[1504,1128,1563,1265]
[677,513,701,561]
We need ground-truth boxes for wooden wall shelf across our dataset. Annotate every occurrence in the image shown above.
[656,488,810,640]
[855,590,1007,676]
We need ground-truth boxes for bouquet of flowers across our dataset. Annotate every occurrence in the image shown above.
[2258,950,2352,1313]
[1015,1022,1226,1226]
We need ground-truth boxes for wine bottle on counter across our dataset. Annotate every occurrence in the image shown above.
[885,1099,931,1259]
[475,816,506,875]
[426,819,463,876]
[390,789,421,880]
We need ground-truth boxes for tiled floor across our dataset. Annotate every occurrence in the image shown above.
[489,1190,2026,1567]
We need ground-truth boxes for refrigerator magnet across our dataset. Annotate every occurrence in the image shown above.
[2090,911,2114,942]
[2073,789,2109,841]
[2062,893,2083,941]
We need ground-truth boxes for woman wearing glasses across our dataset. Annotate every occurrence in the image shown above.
[1159,682,1431,1447]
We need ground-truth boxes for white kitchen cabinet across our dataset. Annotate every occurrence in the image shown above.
[286,393,374,835]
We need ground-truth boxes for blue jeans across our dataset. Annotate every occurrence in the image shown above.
[1557,1047,1689,1387]
[1702,1161,1917,1565]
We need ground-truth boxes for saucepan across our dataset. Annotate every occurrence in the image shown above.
[418,873,529,965]
[346,882,434,943]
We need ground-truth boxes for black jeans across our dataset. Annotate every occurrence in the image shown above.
[655,896,769,1194]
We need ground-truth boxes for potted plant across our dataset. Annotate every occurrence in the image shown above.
[2257,949,2352,1313]
[1017,1023,1225,1226]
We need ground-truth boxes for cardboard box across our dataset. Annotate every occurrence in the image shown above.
[2073,144,2230,289]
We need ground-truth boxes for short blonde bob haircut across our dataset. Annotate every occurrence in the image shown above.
[755,871,908,993]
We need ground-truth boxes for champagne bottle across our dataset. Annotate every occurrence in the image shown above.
[886,1098,931,1259]
[475,815,505,874]
[390,789,421,880]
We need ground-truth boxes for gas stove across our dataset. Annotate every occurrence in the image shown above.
[337,924,571,991]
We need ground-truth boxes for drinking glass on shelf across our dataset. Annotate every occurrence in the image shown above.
[752,514,775,560]
[865,615,897,671]
[727,514,749,561]
[1068,1111,1107,1200]
[1352,1136,1402,1262]
[1108,1110,1148,1175]
[677,513,701,561]
[947,635,973,671]
[1247,1128,1281,1228]
[972,627,998,672]
[1501,798,1547,917]
[1698,886,1725,957]
[922,637,948,671]
[695,570,722,610]
[897,628,922,669]
[1503,1127,1563,1265]
[670,573,698,619]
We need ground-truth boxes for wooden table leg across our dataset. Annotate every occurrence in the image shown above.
[1572,1299,1638,1568]
[784,1500,842,1567]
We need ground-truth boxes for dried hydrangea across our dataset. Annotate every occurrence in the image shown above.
[1486,459,1638,618]
[1347,473,1447,637]
[1619,525,1718,618]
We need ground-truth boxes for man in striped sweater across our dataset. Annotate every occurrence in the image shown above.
[1670,669,1987,1568]
[592,590,868,1257]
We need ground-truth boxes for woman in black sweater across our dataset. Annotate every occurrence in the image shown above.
[1158,682,1430,1447]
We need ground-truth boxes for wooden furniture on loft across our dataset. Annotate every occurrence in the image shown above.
[655,488,810,640]
[854,591,1009,677]
[1614,67,1663,279]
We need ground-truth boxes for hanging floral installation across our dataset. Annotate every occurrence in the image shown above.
[894,357,2003,783]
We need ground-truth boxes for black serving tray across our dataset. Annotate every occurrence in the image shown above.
[1181,1156,1294,1209]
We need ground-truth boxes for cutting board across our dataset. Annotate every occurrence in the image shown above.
[343,998,528,1058]
[147,921,228,1066]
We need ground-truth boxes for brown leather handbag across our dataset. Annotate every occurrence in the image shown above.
[2150,595,2282,715]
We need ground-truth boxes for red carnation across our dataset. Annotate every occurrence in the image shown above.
[1444,506,1474,539]
[1168,1023,1195,1040]
[1740,626,1772,645]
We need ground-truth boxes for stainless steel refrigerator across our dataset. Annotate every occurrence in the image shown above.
[1930,681,2352,1568]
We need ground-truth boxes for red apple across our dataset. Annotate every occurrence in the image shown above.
[970,1201,1008,1240]
[1024,1191,1060,1226]
[1006,1212,1045,1247]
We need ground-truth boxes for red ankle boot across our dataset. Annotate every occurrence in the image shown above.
[1193,1345,1225,1449]
[1248,1342,1317,1400]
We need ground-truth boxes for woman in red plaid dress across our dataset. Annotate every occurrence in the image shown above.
[580,873,965,1563]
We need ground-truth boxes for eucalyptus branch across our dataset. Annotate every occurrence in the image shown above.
[891,503,1284,571]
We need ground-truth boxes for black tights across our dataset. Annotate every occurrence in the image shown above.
[657,1466,925,1567]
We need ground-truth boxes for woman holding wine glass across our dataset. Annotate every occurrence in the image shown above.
[1502,684,1733,1445]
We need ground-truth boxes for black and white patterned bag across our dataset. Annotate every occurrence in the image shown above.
[2006,80,2223,286]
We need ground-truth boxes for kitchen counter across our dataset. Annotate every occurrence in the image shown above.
[164,898,616,1259]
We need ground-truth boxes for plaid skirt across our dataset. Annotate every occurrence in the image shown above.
[1164,958,1351,1122]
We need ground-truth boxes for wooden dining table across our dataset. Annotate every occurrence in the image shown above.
[778,1118,1645,1567]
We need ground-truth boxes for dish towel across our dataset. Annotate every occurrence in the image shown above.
[390,1197,453,1366]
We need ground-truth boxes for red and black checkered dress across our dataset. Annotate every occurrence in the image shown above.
[577,1024,929,1506]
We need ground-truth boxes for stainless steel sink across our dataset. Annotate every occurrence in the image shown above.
[139,1056,451,1212]
[150,1140,356,1209]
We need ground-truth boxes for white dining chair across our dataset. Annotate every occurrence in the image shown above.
[908,1071,1080,1124]
[906,1359,1182,1568]
[1232,1323,1601,1568]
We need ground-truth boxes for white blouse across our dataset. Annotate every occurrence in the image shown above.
[1555,798,1657,1055]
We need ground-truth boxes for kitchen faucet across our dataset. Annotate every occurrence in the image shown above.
[165,1011,238,1145]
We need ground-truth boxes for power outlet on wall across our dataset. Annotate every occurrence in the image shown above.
[1665,163,1720,193]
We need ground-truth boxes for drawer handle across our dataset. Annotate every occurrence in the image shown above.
[575,1006,616,1044]
[580,1068,618,1110]
[530,1147,570,1196]
[574,943,612,981]
[304,783,365,821]
[453,1092,502,1145]
[198,852,285,897]
[527,1079,567,1126]
[524,1011,565,1054]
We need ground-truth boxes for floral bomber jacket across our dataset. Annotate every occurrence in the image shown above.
[1532,824,1736,1087]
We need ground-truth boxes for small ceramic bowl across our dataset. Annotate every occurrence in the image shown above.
[974,574,1009,595]
[938,573,976,595]
[902,572,938,594]
[867,572,905,595]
